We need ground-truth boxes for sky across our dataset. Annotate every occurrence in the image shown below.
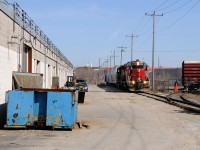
[8,0,200,67]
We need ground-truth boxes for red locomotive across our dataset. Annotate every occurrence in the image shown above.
[105,59,149,91]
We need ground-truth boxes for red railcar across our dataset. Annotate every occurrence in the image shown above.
[182,61,200,91]
[105,59,149,91]
[117,59,149,90]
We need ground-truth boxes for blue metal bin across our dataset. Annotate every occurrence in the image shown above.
[4,88,78,129]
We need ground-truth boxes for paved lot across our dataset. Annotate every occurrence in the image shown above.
[0,85,200,150]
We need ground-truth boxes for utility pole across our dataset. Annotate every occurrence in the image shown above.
[113,50,116,67]
[110,50,116,67]
[110,56,112,68]
[145,11,163,91]
[126,34,138,62]
[105,59,109,67]
[98,58,101,84]
[118,46,127,65]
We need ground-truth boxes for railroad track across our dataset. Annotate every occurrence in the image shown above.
[137,92,200,113]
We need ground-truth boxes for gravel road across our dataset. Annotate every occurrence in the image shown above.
[0,85,199,150]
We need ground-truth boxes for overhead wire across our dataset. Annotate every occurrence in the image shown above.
[164,0,194,14]
[157,0,200,33]
[146,0,170,13]
[129,50,200,53]
[135,18,151,36]
[156,0,181,12]
[135,0,200,52]
[132,15,146,33]
[115,0,200,62]
[135,14,163,50]
[136,33,152,49]
[119,0,170,53]
[127,0,171,48]
[132,0,170,35]
[153,0,170,11]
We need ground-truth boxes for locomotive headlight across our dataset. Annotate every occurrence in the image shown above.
[143,81,147,84]
[132,81,135,84]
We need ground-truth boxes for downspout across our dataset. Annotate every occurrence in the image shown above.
[44,46,47,88]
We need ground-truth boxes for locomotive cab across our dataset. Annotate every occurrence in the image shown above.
[127,59,149,90]
[106,59,149,91]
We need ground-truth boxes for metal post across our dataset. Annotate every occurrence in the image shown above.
[114,50,115,67]
[44,47,47,88]
[99,58,100,83]
[120,50,123,65]
[118,46,127,65]
[152,12,155,91]
[110,56,111,68]
[126,34,138,62]
[145,11,163,91]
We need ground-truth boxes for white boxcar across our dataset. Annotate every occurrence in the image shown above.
[105,66,119,84]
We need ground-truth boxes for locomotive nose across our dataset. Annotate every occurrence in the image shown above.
[137,68,141,82]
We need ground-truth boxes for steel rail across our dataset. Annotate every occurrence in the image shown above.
[137,92,200,113]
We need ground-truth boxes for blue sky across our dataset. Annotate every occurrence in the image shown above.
[10,0,200,67]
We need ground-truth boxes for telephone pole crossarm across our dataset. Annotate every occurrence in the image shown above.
[117,46,127,65]
[126,34,138,62]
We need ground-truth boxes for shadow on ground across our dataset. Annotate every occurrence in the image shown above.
[97,83,129,93]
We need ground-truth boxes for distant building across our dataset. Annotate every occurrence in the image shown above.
[0,2,73,104]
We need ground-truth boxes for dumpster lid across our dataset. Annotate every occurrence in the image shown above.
[20,88,76,93]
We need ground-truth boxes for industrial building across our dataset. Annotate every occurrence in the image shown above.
[0,1,73,104]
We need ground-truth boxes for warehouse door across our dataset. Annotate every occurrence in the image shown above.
[22,45,32,73]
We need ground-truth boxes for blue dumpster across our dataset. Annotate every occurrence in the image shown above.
[4,88,78,129]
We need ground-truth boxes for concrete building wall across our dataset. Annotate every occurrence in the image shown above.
[0,3,73,104]
[0,45,18,103]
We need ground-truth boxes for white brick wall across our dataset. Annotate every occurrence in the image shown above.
[0,9,74,104]
[0,45,18,104]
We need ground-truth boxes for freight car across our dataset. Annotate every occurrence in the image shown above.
[105,59,149,91]
[182,61,200,92]
[105,65,119,84]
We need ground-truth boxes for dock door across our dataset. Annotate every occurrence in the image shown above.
[22,45,32,73]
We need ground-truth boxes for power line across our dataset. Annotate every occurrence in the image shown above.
[123,1,170,48]
[130,1,170,43]
[156,0,181,12]
[154,0,170,11]
[146,0,169,13]
[132,15,146,33]
[127,50,200,53]
[137,15,162,37]
[117,46,127,65]
[164,0,194,14]
[157,0,200,33]
[121,36,127,46]
[126,34,139,62]
[135,18,151,35]
[136,32,152,49]
[114,0,199,67]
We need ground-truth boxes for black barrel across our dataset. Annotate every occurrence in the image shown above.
[78,92,85,103]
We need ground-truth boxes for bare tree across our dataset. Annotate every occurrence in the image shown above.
[74,67,98,84]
